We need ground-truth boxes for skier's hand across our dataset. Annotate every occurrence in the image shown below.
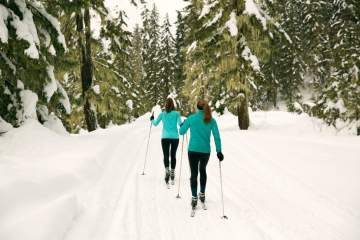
[217,152,224,161]
[150,114,154,121]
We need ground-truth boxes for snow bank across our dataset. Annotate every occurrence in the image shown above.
[0,119,119,240]
[1,110,359,240]
[43,114,68,135]
[19,89,38,120]
[0,117,12,132]
[217,109,356,136]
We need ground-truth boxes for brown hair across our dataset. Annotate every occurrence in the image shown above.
[165,98,175,113]
[197,100,212,123]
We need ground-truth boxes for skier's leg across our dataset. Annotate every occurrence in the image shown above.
[161,139,170,169]
[161,139,171,183]
[170,139,179,180]
[188,151,200,198]
[199,153,210,195]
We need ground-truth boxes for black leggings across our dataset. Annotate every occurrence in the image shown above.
[188,151,210,197]
[161,138,179,169]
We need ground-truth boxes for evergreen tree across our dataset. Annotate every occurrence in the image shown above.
[141,4,162,107]
[159,14,176,101]
[267,0,360,130]
[53,1,136,132]
[0,0,68,127]
[183,0,271,129]
[174,11,190,114]
[129,24,146,118]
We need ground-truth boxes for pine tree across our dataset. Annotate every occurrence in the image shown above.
[94,10,134,127]
[141,4,162,108]
[53,1,136,131]
[159,14,176,101]
[0,0,68,127]
[183,0,271,129]
[174,11,190,114]
[129,24,146,118]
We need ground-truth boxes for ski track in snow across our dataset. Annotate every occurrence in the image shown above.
[64,117,359,240]
[1,113,359,240]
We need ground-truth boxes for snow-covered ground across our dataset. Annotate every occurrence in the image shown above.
[0,111,359,240]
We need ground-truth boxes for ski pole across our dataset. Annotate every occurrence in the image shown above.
[176,135,185,198]
[219,161,228,219]
[141,112,154,175]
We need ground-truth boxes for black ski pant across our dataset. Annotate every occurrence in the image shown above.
[161,138,179,170]
[188,151,210,197]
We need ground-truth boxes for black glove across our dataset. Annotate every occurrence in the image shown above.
[217,152,224,161]
[150,114,154,121]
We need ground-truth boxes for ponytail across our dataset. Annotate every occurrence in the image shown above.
[197,100,212,123]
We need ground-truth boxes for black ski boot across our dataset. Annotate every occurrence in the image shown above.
[191,196,198,208]
[170,169,175,185]
[190,196,198,217]
[164,168,170,184]
[199,192,205,203]
[199,192,207,210]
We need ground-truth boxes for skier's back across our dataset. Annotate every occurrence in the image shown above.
[151,98,181,186]
[180,100,224,215]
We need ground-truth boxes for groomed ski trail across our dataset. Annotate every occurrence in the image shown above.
[64,115,360,240]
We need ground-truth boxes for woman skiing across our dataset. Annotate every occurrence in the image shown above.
[151,98,182,186]
[179,100,224,211]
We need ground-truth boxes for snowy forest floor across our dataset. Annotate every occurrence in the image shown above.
[0,110,359,240]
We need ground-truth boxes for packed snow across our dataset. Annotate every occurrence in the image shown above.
[0,4,9,43]
[244,0,267,30]
[0,117,12,132]
[93,85,101,95]
[0,111,359,240]
[19,89,38,121]
[199,0,218,19]
[225,12,238,37]
[242,46,260,71]
[44,65,58,102]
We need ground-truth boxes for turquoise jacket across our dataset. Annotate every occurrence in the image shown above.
[152,111,182,139]
[179,110,222,153]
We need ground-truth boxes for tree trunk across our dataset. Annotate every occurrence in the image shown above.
[273,86,278,109]
[237,94,249,130]
[77,6,97,131]
[357,127,360,136]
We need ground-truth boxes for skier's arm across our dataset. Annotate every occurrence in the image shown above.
[179,118,190,135]
[152,112,163,126]
[177,112,182,126]
[211,120,222,153]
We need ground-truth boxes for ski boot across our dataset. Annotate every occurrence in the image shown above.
[165,168,170,186]
[199,192,207,210]
[190,196,198,217]
[170,169,175,185]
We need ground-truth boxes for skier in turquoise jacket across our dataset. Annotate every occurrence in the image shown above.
[179,100,224,209]
[151,98,182,185]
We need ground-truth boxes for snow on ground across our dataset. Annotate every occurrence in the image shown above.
[0,111,359,240]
